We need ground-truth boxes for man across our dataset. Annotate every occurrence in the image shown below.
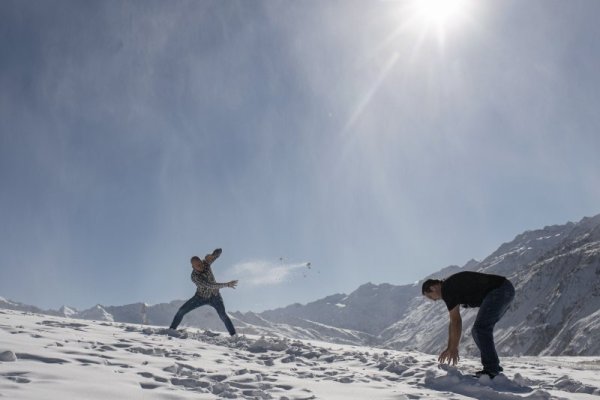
[422,271,515,378]
[169,248,239,336]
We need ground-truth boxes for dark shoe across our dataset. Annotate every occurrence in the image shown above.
[475,369,499,379]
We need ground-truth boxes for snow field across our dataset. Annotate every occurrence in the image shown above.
[1,309,600,399]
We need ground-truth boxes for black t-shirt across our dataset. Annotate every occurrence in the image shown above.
[441,271,507,311]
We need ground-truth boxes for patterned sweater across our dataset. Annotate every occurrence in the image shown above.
[191,264,228,298]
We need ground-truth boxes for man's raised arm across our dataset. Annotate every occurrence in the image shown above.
[205,248,222,265]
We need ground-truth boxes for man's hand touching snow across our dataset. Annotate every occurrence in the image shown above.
[438,347,459,366]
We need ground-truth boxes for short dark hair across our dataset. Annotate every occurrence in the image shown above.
[190,256,201,263]
[422,279,442,294]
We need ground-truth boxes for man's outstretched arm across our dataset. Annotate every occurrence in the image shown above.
[191,273,237,290]
[438,305,462,365]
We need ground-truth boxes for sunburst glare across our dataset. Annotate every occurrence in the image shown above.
[413,0,470,28]
[408,0,473,46]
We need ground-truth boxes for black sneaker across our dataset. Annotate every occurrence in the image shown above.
[475,369,499,379]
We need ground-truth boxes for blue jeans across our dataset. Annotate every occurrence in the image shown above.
[169,293,236,336]
[471,280,515,373]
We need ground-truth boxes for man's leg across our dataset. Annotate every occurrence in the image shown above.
[210,295,236,336]
[169,295,207,330]
[471,281,515,374]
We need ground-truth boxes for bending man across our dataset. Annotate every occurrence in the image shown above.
[422,271,515,378]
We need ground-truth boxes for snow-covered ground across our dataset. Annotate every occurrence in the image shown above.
[1,309,599,400]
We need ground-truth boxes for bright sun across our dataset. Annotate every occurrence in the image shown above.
[412,0,470,30]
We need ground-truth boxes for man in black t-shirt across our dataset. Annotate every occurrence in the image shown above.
[422,271,515,378]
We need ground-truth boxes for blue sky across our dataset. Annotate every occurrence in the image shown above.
[1,0,600,312]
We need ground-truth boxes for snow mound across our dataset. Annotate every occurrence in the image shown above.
[424,366,551,400]
[0,350,17,362]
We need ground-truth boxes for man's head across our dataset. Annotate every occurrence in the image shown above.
[422,279,442,301]
[191,249,222,269]
[190,256,204,270]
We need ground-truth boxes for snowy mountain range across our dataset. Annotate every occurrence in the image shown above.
[2,214,600,356]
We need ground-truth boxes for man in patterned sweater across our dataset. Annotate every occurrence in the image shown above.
[169,248,238,335]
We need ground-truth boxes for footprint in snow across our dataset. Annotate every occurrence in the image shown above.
[15,353,69,364]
